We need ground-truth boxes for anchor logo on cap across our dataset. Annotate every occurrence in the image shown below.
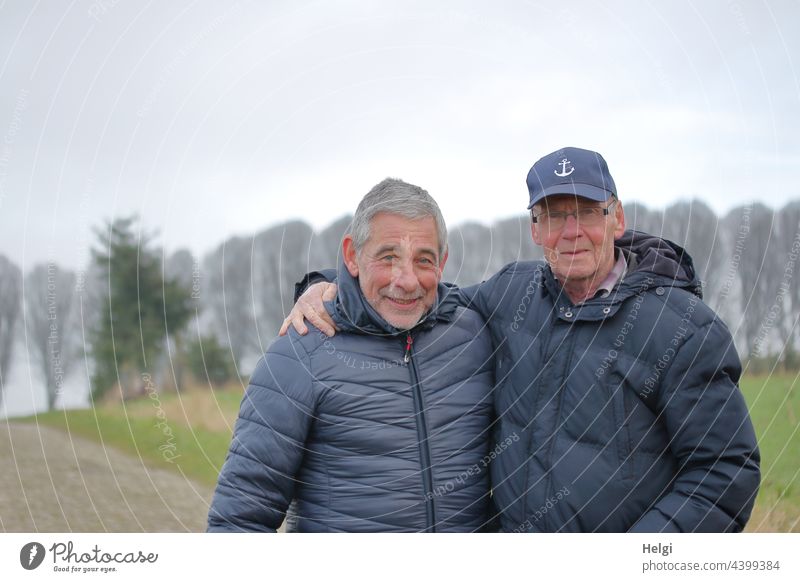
[554,157,574,177]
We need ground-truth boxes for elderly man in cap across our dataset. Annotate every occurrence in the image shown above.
[283,147,760,533]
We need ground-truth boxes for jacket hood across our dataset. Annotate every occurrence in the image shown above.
[617,229,701,298]
[326,258,459,336]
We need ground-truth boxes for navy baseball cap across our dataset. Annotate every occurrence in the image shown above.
[526,147,617,209]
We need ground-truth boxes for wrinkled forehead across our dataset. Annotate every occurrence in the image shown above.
[365,214,441,255]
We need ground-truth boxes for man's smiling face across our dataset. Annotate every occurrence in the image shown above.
[343,212,447,330]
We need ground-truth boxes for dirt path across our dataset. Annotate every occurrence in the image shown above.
[0,422,213,532]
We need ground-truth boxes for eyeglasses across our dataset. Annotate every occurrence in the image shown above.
[531,200,617,231]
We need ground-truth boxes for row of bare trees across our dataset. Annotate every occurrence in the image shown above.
[193,199,800,374]
[1,199,798,411]
[0,257,78,410]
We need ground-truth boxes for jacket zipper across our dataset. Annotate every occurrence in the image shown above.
[405,331,436,532]
[523,301,572,532]
[543,316,578,532]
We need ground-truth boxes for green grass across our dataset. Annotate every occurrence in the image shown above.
[20,387,243,487]
[16,373,800,531]
[739,372,800,532]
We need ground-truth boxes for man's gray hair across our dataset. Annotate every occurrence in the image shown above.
[350,178,448,259]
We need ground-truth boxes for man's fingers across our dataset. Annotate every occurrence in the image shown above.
[279,281,338,337]
[321,283,338,302]
[279,309,309,336]
[289,314,308,336]
[319,311,337,336]
[306,308,336,337]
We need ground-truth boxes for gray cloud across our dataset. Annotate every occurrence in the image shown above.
[0,0,797,270]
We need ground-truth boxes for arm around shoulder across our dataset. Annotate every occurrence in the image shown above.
[449,261,535,319]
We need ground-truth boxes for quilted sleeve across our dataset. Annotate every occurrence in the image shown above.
[629,320,760,532]
[207,335,316,532]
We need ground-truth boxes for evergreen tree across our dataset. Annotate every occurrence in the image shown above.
[186,334,234,387]
[90,217,191,400]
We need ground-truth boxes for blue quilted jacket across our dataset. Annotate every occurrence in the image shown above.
[461,231,760,532]
[207,263,495,532]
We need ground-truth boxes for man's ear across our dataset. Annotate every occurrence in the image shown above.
[529,206,545,245]
[342,235,359,277]
[613,200,626,239]
[530,220,543,245]
[437,249,449,278]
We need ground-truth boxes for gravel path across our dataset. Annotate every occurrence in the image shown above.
[0,422,213,532]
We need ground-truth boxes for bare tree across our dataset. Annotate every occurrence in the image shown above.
[203,222,316,371]
[623,201,665,237]
[660,200,727,307]
[723,204,782,359]
[24,263,77,411]
[193,202,800,373]
[252,221,314,349]
[309,215,352,272]
[490,215,543,267]
[445,216,543,287]
[445,222,492,286]
[776,201,800,365]
[165,249,197,297]
[73,261,104,364]
[203,235,257,372]
[0,254,22,406]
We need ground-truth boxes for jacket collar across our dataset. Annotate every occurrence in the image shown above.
[326,259,459,336]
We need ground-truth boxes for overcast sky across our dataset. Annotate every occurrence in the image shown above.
[1,0,798,271]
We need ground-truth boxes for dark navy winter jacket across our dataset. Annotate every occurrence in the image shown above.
[460,231,760,532]
[207,263,495,532]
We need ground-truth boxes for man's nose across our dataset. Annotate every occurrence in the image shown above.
[391,259,419,291]
[560,213,581,238]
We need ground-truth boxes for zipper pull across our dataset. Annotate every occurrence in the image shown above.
[404,333,413,363]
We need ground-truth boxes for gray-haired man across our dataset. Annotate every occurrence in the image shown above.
[208,178,495,532]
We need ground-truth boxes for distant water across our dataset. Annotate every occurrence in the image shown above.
[0,349,90,419]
